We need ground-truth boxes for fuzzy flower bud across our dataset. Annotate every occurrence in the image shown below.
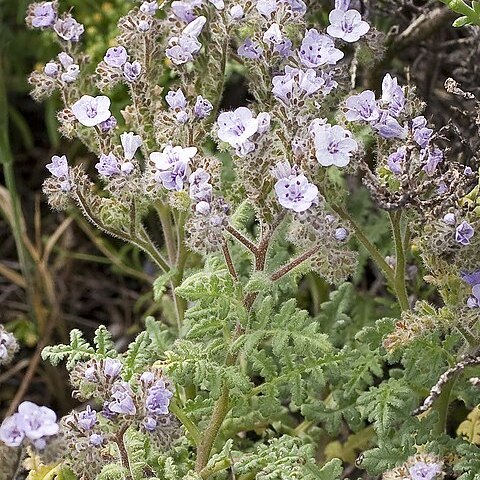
[44,62,59,77]
[229,5,244,20]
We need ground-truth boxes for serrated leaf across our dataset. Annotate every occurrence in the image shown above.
[304,458,343,479]
[41,330,94,370]
[153,270,177,302]
[93,325,116,357]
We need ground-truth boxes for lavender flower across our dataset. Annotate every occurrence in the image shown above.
[327,8,370,43]
[71,95,112,127]
[461,270,480,286]
[194,96,213,118]
[208,0,225,9]
[467,284,480,309]
[381,73,405,117]
[189,169,213,203]
[422,148,443,176]
[408,461,442,480]
[77,406,97,430]
[256,0,278,17]
[120,132,143,160]
[335,227,348,241]
[166,89,187,111]
[123,61,142,82]
[61,64,80,83]
[299,29,344,68]
[140,1,159,15]
[46,154,69,178]
[54,15,84,42]
[108,382,136,415]
[31,2,56,28]
[0,327,18,365]
[238,39,263,59]
[229,5,244,20]
[0,402,59,450]
[171,0,201,23]
[414,127,433,148]
[196,201,211,214]
[443,213,456,225]
[287,0,307,14]
[58,52,74,68]
[151,145,197,191]
[275,173,318,212]
[99,115,117,133]
[455,221,474,246]
[89,433,104,446]
[263,23,290,57]
[217,107,259,148]
[373,112,407,139]
[387,146,406,175]
[104,46,128,67]
[103,358,122,379]
[140,371,156,386]
[145,380,173,415]
[310,121,358,167]
[257,112,271,134]
[166,36,202,64]
[44,62,59,77]
[335,0,350,10]
[144,417,157,431]
[0,414,24,447]
[345,90,379,122]
[272,161,298,180]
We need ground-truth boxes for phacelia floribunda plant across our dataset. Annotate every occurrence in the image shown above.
[2,0,480,478]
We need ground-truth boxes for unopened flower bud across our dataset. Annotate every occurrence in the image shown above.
[442,213,455,225]
[229,5,244,20]
[44,62,59,77]
[334,227,348,241]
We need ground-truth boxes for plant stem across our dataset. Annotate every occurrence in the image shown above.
[195,385,231,472]
[116,425,134,480]
[170,399,201,446]
[225,224,258,254]
[432,373,457,435]
[271,244,320,281]
[156,202,176,264]
[222,241,238,281]
[389,211,410,311]
[333,205,395,285]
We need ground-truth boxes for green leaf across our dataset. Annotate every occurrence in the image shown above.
[359,445,410,475]
[304,458,343,479]
[93,325,116,358]
[153,269,177,302]
[123,331,151,380]
[41,330,95,370]
[97,464,128,480]
[453,15,472,27]
[357,378,415,441]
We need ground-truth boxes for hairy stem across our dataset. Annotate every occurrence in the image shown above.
[389,211,410,311]
[195,385,231,472]
[271,244,321,281]
[116,425,134,480]
[156,202,176,264]
[222,240,238,281]
[225,224,258,254]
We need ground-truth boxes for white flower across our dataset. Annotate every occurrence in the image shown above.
[275,173,318,212]
[327,8,370,43]
[120,132,143,160]
[263,23,283,46]
[182,15,206,38]
[310,121,358,167]
[150,145,198,170]
[71,95,111,127]
[257,112,271,134]
[217,107,259,148]
[61,64,80,83]
[208,0,225,9]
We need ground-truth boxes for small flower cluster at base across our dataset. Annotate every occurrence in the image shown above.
[0,402,59,450]
[0,326,18,366]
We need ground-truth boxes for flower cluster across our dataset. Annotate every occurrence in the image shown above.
[462,270,480,308]
[0,402,59,450]
[382,454,444,480]
[165,88,213,124]
[0,326,18,366]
